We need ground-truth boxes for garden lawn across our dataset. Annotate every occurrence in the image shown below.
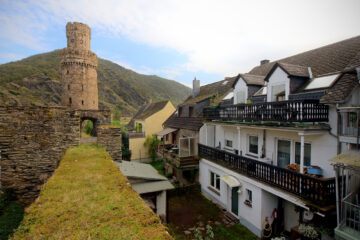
[167,190,258,240]
[12,144,172,240]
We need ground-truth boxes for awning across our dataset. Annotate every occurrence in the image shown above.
[220,175,241,188]
[156,128,177,136]
[329,152,360,167]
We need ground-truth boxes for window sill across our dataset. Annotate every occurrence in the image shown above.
[208,186,220,196]
[245,153,258,159]
[244,200,252,208]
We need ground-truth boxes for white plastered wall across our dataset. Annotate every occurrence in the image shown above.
[156,190,166,217]
[266,67,290,102]
[234,78,248,104]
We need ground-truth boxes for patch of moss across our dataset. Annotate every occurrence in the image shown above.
[12,144,172,240]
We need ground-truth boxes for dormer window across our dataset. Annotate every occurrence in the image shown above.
[271,84,285,102]
[276,91,285,101]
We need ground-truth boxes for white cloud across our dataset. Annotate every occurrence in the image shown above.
[3,0,360,76]
[0,53,25,62]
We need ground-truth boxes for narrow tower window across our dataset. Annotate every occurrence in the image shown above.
[82,84,84,91]
[82,100,84,105]
[68,84,70,90]
[67,70,69,74]
[69,97,72,105]
[81,71,84,76]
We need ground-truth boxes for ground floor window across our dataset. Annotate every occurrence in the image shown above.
[210,171,220,191]
[295,142,311,166]
[225,139,233,148]
[244,189,252,207]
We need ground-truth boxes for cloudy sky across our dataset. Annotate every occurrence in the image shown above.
[0,0,359,87]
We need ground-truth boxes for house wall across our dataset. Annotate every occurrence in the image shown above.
[284,201,299,232]
[145,102,176,136]
[129,137,148,160]
[200,159,272,237]
[234,78,248,104]
[200,124,337,178]
[266,67,290,102]
[199,158,310,237]
[130,102,175,161]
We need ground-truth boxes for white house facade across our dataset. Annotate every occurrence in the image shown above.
[198,36,360,238]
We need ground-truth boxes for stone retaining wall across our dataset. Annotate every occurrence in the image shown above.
[97,126,122,162]
[0,106,80,204]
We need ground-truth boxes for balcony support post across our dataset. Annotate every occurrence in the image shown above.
[204,123,208,145]
[300,134,305,174]
[237,126,241,155]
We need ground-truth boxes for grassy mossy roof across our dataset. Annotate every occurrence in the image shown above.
[12,144,172,240]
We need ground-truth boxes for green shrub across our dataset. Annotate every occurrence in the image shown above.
[84,120,94,135]
[144,134,160,161]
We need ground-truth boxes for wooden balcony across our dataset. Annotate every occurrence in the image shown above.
[198,144,335,207]
[158,146,199,168]
[203,100,328,123]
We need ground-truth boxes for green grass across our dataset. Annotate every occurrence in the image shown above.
[149,160,166,176]
[167,190,258,240]
[12,144,172,240]
[213,225,258,240]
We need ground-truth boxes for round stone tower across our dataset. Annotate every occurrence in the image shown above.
[60,22,98,110]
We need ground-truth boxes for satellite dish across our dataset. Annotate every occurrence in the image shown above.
[303,210,314,221]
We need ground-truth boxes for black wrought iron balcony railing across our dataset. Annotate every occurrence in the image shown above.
[203,100,329,123]
[198,144,335,206]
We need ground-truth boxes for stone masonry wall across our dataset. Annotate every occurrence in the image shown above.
[97,126,122,162]
[0,106,80,204]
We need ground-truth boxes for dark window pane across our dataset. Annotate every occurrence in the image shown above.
[295,142,311,166]
[249,136,258,154]
[210,172,214,187]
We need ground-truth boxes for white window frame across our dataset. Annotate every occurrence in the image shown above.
[275,138,312,167]
[210,171,220,191]
[295,141,312,166]
[247,135,259,157]
[246,189,252,203]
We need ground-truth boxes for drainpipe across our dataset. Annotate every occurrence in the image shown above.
[262,129,266,158]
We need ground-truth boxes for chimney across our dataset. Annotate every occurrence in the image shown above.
[192,77,200,98]
[308,67,313,79]
[260,59,270,65]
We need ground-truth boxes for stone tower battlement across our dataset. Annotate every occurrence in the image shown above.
[66,22,91,51]
[61,22,98,110]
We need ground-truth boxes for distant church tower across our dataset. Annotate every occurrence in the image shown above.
[60,22,98,110]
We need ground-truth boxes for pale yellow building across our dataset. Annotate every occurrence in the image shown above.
[127,101,175,161]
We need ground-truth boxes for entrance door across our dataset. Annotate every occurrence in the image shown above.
[231,187,239,215]
[277,140,291,168]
